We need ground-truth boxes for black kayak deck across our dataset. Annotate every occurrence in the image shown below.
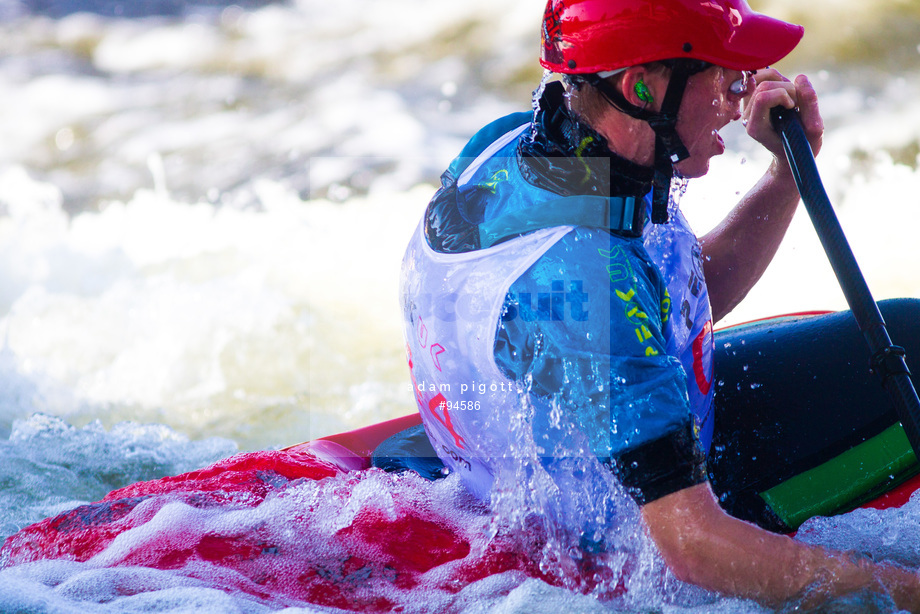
[709,298,920,532]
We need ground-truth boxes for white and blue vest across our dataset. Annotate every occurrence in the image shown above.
[401,123,714,499]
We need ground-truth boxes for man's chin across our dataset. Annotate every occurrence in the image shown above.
[674,159,711,180]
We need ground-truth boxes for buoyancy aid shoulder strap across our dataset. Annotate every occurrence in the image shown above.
[479,194,646,248]
[447,112,532,180]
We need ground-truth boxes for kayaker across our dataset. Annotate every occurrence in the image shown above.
[400,0,920,608]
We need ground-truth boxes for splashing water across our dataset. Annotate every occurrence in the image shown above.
[528,70,556,142]
[0,419,722,613]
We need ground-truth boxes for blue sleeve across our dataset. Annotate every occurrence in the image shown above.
[494,228,706,504]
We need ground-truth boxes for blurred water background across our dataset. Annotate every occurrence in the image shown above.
[0,0,919,611]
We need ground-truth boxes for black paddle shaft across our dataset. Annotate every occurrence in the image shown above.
[770,105,920,460]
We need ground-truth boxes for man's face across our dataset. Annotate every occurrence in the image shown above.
[673,66,752,178]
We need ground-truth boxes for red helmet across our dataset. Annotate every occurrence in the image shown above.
[541,0,804,74]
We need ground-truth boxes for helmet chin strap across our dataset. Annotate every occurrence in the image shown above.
[583,60,708,224]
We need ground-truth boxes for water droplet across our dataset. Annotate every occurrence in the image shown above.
[55,127,75,151]
[440,81,457,97]
[882,525,899,546]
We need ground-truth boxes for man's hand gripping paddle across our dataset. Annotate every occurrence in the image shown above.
[771,106,920,460]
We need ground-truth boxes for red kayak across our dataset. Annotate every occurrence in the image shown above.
[2,300,919,610]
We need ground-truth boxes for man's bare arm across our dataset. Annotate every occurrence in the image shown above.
[641,481,920,610]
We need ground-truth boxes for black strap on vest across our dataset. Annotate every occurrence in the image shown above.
[478,194,645,248]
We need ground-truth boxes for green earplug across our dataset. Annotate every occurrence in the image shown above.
[635,80,653,104]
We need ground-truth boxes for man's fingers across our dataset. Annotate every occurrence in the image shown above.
[793,75,824,134]
[751,67,789,85]
[784,74,824,155]
[743,83,796,129]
